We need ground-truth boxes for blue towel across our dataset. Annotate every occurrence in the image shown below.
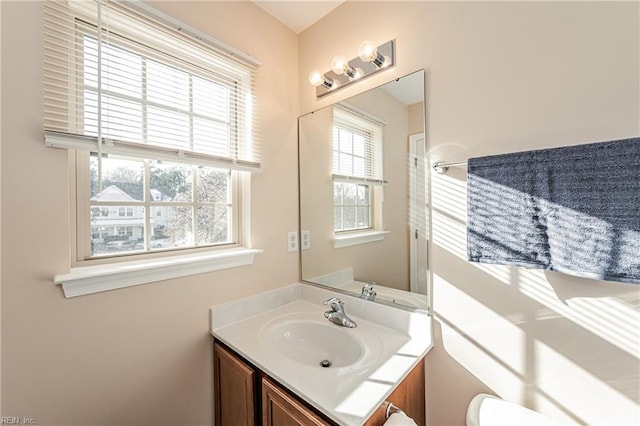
[467,137,640,284]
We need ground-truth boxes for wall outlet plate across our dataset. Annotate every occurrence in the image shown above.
[301,230,311,250]
[287,231,298,252]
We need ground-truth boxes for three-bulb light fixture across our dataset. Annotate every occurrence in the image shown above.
[308,39,395,97]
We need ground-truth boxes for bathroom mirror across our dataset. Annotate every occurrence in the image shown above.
[299,70,428,310]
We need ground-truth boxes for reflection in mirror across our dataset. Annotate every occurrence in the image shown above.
[299,70,428,310]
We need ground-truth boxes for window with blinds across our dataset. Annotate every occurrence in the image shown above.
[332,106,385,233]
[43,0,259,261]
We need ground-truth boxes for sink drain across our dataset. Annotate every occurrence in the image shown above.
[319,359,332,368]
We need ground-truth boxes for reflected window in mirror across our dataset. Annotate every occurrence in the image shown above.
[334,182,370,231]
[299,70,428,311]
[331,106,385,234]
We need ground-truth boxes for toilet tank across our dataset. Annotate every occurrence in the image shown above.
[467,394,564,426]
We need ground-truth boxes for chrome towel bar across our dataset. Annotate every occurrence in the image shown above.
[432,160,467,174]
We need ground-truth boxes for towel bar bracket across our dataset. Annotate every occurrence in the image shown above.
[431,160,466,174]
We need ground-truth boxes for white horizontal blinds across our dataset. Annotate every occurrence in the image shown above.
[332,106,385,185]
[43,0,259,172]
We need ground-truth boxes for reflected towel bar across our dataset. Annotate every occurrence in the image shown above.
[432,160,467,174]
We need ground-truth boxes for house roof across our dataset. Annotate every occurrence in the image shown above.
[92,185,138,202]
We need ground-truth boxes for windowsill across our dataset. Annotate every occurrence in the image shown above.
[54,247,263,298]
[333,230,389,249]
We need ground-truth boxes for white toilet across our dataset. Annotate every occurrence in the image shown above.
[467,394,564,425]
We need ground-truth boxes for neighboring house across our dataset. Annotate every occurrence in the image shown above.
[90,185,145,243]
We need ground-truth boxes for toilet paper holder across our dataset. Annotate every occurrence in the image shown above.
[385,401,406,418]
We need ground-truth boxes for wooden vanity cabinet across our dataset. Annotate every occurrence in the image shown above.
[213,342,257,426]
[213,340,425,426]
[262,376,332,426]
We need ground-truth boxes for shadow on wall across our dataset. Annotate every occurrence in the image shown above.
[428,169,640,425]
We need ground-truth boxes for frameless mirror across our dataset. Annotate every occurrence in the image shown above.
[299,70,428,310]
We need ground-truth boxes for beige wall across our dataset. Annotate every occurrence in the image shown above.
[2,1,639,425]
[409,102,424,136]
[299,88,411,289]
[299,2,640,425]
[1,1,298,424]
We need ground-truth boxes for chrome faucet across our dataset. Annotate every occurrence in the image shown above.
[361,283,377,300]
[323,297,357,328]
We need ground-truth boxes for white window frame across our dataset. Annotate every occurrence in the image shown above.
[76,153,242,262]
[72,22,245,263]
[331,106,387,248]
[45,0,263,297]
[333,181,372,232]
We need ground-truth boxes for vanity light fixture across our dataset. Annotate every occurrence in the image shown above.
[308,70,334,89]
[310,39,395,98]
[358,40,389,68]
[331,55,360,79]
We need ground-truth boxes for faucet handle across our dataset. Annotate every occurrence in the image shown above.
[323,297,344,311]
[361,283,377,299]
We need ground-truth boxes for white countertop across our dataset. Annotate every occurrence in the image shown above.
[210,283,433,425]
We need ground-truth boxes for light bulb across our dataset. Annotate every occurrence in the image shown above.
[308,70,324,86]
[358,40,387,68]
[308,70,333,89]
[358,40,377,62]
[331,55,349,75]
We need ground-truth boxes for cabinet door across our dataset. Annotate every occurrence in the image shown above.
[262,377,332,426]
[363,359,425,426]
[213,342,256,426]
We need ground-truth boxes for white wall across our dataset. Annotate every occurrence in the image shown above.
[300,2,639,425]
[1,1,298,424]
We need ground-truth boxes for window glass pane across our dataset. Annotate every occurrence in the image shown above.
[193,76,229,121]
[344,183,357,205]
[91,157,144,201]
[356,185,367,204]
[149,163,192,202]
[166,205,194,248]
[150,206,192,250]
[196,206,230,245]
[334,206,342,232]
[357,206,369,228]
[193,117,230,157]
[333,183,343,204]
[343,206,356,230]
[147,60,189,109]
[90,205,145,256]
[147,107,190,150]
[197,167,230,203]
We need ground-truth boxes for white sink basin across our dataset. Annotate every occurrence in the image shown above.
[210,284,433,425]
[263,319,364,367]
